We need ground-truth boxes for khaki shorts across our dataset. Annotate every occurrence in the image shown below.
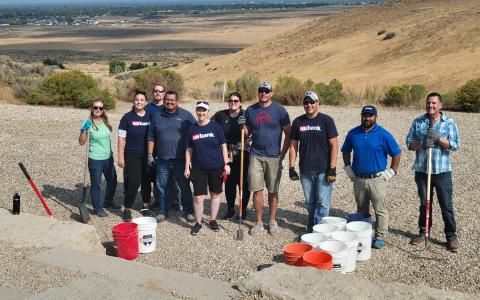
[248,155,282,194]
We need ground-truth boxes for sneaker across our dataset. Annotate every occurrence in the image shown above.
[96,209,108,218]
[222,210,236,220]
[191,223,202,235]
[122,209,132,222]
[447,239,459,252]
[185,213,195,223]
[139,208,150,217]
[155,213,167,223]
[372,238,385,249]
[410,234,426,245]
[249,222,264,236]
[104,204,121,210]
[209,220,220,232]
[268,220,279,236]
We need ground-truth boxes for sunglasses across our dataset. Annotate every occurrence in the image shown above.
[303,100,317,105]
[258,89,271,94]
[92,106,104,111]
[197,101,209,105]
[228,99,240,103]
[153,89,165,93]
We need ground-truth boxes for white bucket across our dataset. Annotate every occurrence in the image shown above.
[312,223,337,237]
[346,221,372,261]
[318,240,349,273]
[330,231,359,273]
[132,217,157,254]
[321,216,347,231]
[301,233,329,248]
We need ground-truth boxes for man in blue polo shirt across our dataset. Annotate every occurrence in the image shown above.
[341,105,401,249]
[146,91,196,223]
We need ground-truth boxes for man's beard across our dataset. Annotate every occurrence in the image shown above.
[362,120,375,129]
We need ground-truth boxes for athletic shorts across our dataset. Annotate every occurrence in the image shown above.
[190,166,224,196]
[248,155,282,194]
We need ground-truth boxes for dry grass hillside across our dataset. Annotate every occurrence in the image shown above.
[178,0,480,94]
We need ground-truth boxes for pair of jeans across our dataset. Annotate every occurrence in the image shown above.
[123,154,150,209]
[154,158,193,216]
[415,171,457,241]
[88,156,117,213]
[300,172,333,231]
[225,151,250,213]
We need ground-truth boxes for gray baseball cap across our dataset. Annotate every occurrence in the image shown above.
[258,81,272,91]
[304,91,319,101]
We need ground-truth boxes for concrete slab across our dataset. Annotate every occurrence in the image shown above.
[239,263,477,300]
[28,277,178,300]
[0,209,104,255]
[0,286,31,300]
[31,247,239,300]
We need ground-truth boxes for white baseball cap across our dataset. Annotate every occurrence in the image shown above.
[196,100,209,110]
[303,91,319,102]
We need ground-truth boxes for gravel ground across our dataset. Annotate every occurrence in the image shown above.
[0,101,478,295]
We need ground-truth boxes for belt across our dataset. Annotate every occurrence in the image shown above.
[356,172,382,179]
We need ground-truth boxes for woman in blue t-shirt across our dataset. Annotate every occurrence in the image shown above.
[185,101,230,235]
[78,100,118,217]
[118,91,151,221]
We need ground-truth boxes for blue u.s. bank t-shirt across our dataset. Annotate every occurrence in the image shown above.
[187,121,227,170]
[118,110,151,156]
[246,102,290,158]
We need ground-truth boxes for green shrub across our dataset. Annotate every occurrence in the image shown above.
[442,90,458,110]
[317,79,348,106]
[272,75,306,106]
[37,70,115,109]
[133,66,185,100]
[210,80,235,101]
[43,58,58,66]
[109,58,126,75]
[383,84,410,106]
[235,73,260,102]
[409,84,427,104]
[456,78,480,112]
[129,62,148,71]
[26,91,45,105]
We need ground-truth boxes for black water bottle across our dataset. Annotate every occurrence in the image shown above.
[12,193,20,215]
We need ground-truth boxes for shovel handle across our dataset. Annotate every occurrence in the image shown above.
[19,162,31,180]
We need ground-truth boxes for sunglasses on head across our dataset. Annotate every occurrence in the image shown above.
[258,89,271,94]
[303,100,316,105]
[92,106,104,111]
[197,101,209,105]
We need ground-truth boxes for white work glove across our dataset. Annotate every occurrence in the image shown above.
[383,168,396,181]
[343,165,355,181]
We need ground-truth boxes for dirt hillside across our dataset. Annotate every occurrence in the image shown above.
[178,0,480,94]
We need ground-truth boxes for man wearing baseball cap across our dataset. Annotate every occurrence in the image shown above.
[245,81,291,236]
[289,91,338,232]
[341,105,401,249]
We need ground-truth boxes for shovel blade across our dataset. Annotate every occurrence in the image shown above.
[78,202,91,224]
[236,229,244,241]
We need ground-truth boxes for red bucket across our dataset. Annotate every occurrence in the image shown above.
[112,222,138,260]
[303,250,333,270]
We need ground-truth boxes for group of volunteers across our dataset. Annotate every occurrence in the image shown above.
[79,81,460,252]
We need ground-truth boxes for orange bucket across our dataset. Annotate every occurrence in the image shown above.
[283,243,313,266]
[303,250,333,270]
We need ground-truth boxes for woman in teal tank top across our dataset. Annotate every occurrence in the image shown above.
[79,100,118,217]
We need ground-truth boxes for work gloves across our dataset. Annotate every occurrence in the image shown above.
[81,119,92,133]
[423,128,440,149]
[147,153,155,168]
[238,115,246,126]
[289,167,299,181]
[382,168,396,181]
[326,167,336,183]
[343,165,355,181]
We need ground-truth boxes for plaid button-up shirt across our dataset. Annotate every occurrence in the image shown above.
[406,113,459,174]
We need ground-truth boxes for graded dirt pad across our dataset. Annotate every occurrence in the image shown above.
[177,0,480,94]
[0,101,479,296]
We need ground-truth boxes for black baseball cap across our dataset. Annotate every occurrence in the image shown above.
[361,105,377,116]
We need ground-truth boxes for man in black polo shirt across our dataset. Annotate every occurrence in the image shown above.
[289,91,338,232]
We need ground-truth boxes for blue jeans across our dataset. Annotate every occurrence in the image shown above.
[415,172,457,241]
[88,156,117,213]
[154,159,193,216]
[300,173,333,231]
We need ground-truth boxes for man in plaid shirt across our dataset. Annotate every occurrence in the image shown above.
[406,92,460,252]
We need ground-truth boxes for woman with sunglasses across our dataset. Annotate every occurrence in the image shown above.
[211,92,251,220]
[79,100,118,217]
[185,101,230,235]
[118,91,151,221]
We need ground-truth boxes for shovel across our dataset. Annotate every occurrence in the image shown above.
[424,123,434,248]
[79,129,91,224]
[236,124,246,241]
